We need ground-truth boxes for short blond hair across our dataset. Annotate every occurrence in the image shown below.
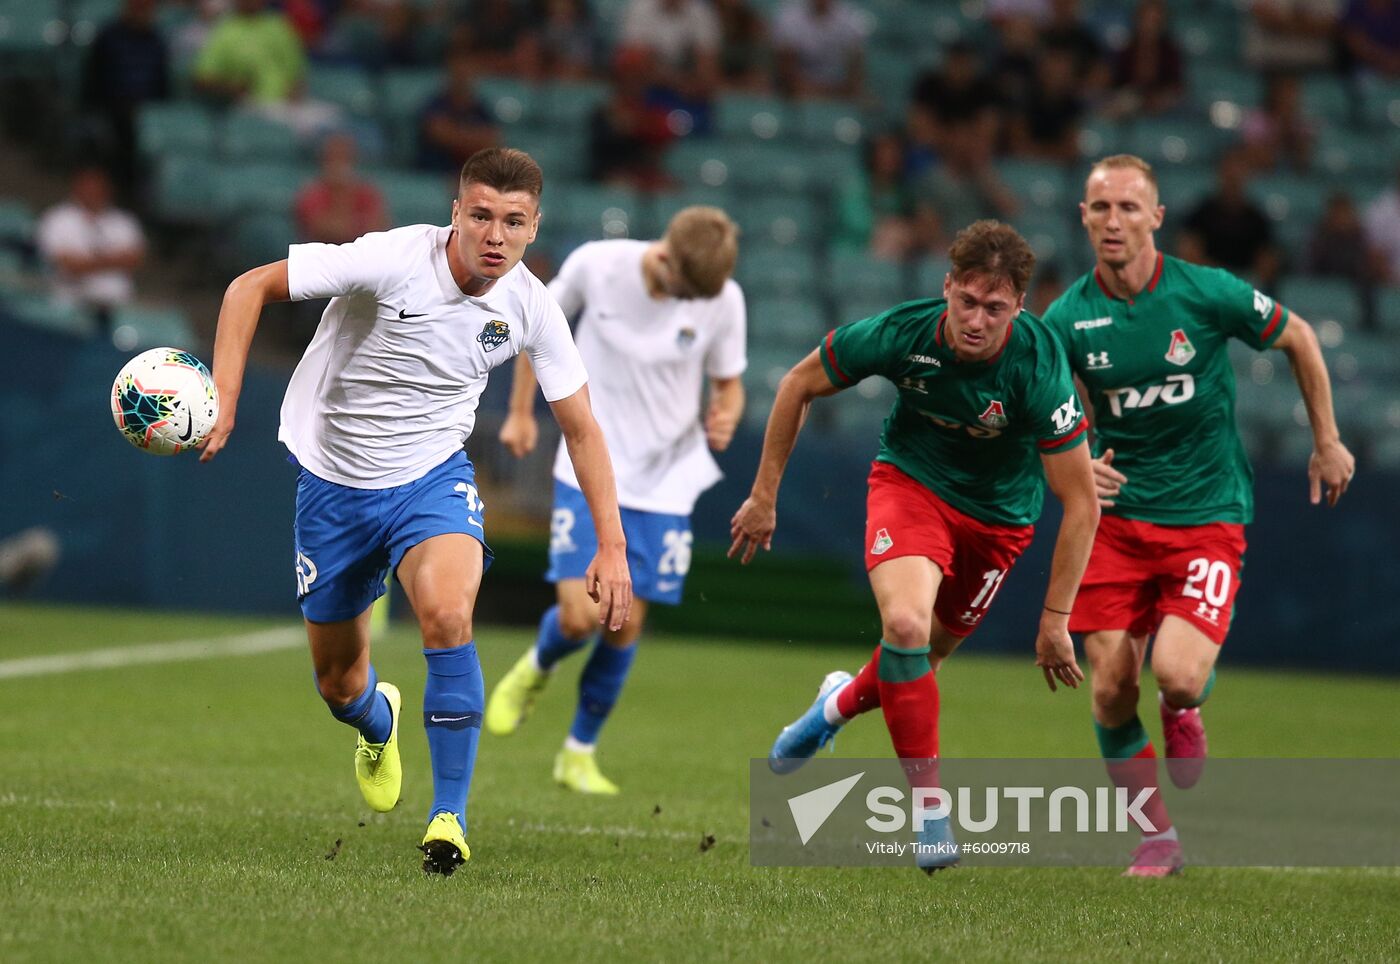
[1086,154,1159,203]
[664,206,739,298]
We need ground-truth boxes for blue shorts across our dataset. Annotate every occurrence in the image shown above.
[293,450,492,622]
[545,480,691,605]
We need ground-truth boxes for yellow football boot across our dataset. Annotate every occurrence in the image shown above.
[485,650,550,736]
[553,746,620,795]
[419,812,470,876]
[353,682,401,813]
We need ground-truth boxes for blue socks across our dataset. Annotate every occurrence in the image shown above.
[423,643,484,833]
[327,663,393,745]
[569,641,638,745]
[533,604,596,670]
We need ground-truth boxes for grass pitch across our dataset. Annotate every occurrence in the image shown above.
[1,603,1397,963]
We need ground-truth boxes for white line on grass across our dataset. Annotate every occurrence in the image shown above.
[0,627,305,680]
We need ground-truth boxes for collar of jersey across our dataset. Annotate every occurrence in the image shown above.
[933,309,1015,367]
[1093,252,1164,305]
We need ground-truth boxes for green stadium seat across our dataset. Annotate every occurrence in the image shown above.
[544,184,646,241]
[306,65,377,116]
[748,296,826,351]
[669,141,822,192]
[735,246,820,298]
[1374,288,1400,335]
[138,102,216,158]
[716,94,794,141]
[153,154,221,224]
[912,256,951,299]
[1301,76,1352,121]
[1371,431,1400,469]
[997,159,1073,215]
[1279,276,1364,328]
[506,131,587,182]
[827,250,905,300]
[649,187,736,233]
[67,0,122,45]
[1190,63,1258,111]
[213,162,314,217]
[0,291,97,338]
[1250,173,1326,227]
[111,305,196,349]
[374,171,455,226]
[1155,166,1216,220]
[474,75,541,126]
[1361,79,1400,131]
[1015,211,1078,268]
[796,101,864,146]
[0,199,35,246]
[229,212,295,272]
[1076,119,1125,161]
[734,195,821,247]
[540,81,609,133]
[1316,127,1393,179]
[834,293,898,326]
[0,0,63,57]
[0,247,23,278]
[1126,118,1225,168]
[382,68,442,118]
[220,112,303,162]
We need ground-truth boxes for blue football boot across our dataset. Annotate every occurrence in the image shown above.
[768,671,854,774]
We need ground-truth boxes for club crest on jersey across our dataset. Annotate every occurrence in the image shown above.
[676,326,696,349]
[871,528,894,555]
[1164,329,1196,367]
[978,399,1008,429]
[477,319,511,352]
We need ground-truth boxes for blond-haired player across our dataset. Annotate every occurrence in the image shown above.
[486,207,747,793]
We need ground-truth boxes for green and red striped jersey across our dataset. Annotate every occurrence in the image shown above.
[1042,254,1289,526]
[820,298,1087,527]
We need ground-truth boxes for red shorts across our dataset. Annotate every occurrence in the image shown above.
[1069,514,1247,645]
[865,461,1035,638]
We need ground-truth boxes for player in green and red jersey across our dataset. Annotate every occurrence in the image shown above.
[730,221,1101,871]
[1043,154,1355,877]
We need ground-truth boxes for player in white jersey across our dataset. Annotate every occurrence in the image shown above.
[197,148,632,875]
[483,207,747,794]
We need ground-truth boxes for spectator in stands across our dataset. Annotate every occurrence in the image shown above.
[457,0,540,77]
[294,133,388,245]
[621,0,722,88]
[416,49,501,173]
[772,0,869,99]
[1340,0,1400,77]
[588,48,677,190]
[1030,262,1066,316]
[194,0,307,106]
[323,1,436,71]
[1007,44,1085,162]
[714,0,771,91]
[35,167,146,332]
[80,0,169,198]
[990,12,1040,111]
[194,0,342,138]
[914,131,1020,238]
[908,41,1001,173]
[1308,191,1382,282]
[832,132,926,261]
[1240,73,1316,173]
[1243,0,1342,73]
[537,0,601,80]
[1178,150,1280,287]
[1043,0,1110,96]
[1104,0,1184,118]
[1363,163,1400,283]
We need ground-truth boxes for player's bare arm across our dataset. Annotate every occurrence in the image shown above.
[549,386,633,630]
[705,376,745,452]
[499,352,541,458]
[729,350,841,564]
[1035,442,1099,692]
[199,259,291,462]
[1072,374,1127,507]
[1272,314,1355,507]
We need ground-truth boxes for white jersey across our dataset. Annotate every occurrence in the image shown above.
[548,239,747,515]
[283,224,587,488]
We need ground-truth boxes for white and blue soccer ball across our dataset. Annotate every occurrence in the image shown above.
[110,347,219,456]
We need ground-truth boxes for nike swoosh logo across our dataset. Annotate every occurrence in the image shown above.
[176,408,195,442]
[398,308,427,319]
[430,715,469,723]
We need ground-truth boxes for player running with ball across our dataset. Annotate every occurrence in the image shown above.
[198,148,632,875]
[486,207,747,795]
[731,220,1100,871]
[1042,154,1354,877]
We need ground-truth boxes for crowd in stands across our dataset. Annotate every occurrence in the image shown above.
[2,0,1400,431]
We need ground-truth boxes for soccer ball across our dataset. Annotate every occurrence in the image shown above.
[110,347,219,456]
